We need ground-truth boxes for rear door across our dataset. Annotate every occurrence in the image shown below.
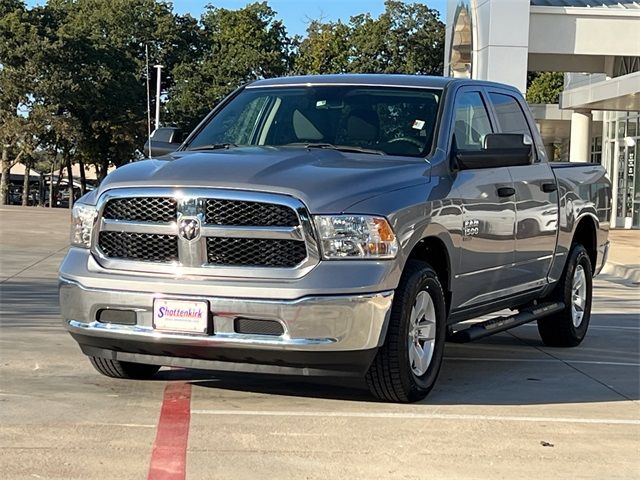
[450,88,517,310]
[487,90,559,290]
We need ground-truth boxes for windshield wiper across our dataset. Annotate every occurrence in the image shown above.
[186,143,238,151]
[287,142,385,156]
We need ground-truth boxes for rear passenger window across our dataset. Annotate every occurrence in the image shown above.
[489,93,532,137]
[453,91,492,151]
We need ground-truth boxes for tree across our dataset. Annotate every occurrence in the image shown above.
[295,1,445,76]
[294,20,350,74]
[527,72,564,104]
[167,2,292,131]
[25,0,201,188]
[0,0,39,205]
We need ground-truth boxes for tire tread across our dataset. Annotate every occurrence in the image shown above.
[89,356,160,379]
[366,260,445,403]
[538,244,592,347]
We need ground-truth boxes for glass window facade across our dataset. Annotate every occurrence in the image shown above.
[603,111,640,229]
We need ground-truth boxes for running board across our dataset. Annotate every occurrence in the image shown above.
[448,301,565,343]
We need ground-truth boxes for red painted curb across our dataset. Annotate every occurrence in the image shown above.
[148,382,192,480]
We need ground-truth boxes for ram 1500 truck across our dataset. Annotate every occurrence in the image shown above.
[59,75,611,402]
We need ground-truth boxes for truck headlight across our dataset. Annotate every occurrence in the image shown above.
[70,203,97,248]
[314,215,398,259]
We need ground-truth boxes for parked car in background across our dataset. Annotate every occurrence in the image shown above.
[143,127,185,158]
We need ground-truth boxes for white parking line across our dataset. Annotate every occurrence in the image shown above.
[85,422,156,429]
[444,357,640,367]
[192,410,640,425]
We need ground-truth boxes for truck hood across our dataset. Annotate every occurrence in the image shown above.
[96,147,430,213]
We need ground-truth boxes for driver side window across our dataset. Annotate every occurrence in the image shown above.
[453,91,493,151]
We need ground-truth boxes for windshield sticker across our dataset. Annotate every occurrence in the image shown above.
[412,119,426,130]
[316,100,327,107]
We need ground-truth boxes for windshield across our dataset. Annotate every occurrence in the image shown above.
[186,85,441,157]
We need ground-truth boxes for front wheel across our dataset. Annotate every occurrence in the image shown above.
[366,260,447,403]
[89,356,161,379]
[537,244,593,347]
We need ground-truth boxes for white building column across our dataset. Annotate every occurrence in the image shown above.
[569,109,592,162]
[473,0,531,94]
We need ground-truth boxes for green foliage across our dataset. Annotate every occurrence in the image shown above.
[167,2,290,131]
[294,0,444,75]
[294,20,350,75]
[526,72,564,104]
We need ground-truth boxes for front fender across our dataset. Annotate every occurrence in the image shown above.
[345,174,459,290]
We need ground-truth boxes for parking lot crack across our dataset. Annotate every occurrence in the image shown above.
[0,245,68,285]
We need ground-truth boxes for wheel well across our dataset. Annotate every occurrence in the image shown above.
[407,237,451,311]
[572,216,597,269]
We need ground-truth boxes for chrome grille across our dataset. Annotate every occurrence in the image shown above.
[206,237,307,267]
[94,189,316,277]
[205,199,299,226]
[103,197,176,223]
[98,232,178,262]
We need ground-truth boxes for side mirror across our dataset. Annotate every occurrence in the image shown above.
[143,127,184,157]
[456,133,532,170]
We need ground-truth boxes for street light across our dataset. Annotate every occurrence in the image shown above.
[154,65,163,130]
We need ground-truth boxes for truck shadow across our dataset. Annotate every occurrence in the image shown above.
[167,312,639,405]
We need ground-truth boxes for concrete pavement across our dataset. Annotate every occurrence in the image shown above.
[0,206,638,479]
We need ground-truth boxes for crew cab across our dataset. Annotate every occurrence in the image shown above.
[59,75,611,402]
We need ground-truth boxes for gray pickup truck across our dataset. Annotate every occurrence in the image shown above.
[59,74,611,402]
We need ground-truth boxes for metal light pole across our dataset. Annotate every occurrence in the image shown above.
[154,65,163,130]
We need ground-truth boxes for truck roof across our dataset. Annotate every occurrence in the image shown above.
[248,74,520,92]
[248,74,453,89]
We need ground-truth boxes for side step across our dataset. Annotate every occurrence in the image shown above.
[448,301,565,343]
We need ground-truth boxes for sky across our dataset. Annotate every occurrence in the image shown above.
[171,1,447,36]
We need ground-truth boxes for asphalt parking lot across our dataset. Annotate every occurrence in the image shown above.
[1,205,638,479]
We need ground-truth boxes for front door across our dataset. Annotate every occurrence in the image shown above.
[450,89,516,310]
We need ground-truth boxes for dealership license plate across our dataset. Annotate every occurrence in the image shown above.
[153,299,209,334]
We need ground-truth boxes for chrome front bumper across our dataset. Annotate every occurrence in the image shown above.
[60,277,393,353]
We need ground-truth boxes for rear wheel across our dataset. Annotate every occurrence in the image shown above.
[366,260,446,403]
[537,244,593,347]
[89,356,161,379]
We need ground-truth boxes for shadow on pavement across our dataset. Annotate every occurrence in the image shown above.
[155,321,639,406]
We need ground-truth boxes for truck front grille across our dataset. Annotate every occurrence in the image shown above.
[103,197,176,223]
[94,191,312,273]
[98,231,179,263]
[206,237,307,267]
[205,199,299,226]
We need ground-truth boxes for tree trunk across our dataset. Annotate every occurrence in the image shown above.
[21,159,30,206]
[79,158,87,195]
[97,159,108,183]
[54,159,64,207]
[0,146,9,206]
[65,151,74,209]
[49,160,55,208]
[38,174,44,207]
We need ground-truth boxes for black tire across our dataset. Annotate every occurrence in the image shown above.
[366,260,447,403]
[537,244,593,347]
[89,356,161,379]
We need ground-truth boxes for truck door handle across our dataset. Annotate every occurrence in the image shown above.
[542,182,557,193]
[497,187,516,198]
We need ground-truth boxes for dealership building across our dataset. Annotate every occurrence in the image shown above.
[444,0,640,228]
